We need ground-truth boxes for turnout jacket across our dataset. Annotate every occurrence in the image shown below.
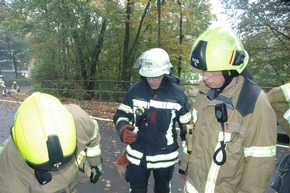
[0,104,102,193]
[113,77,191,169]
[184,76,277,193]
[267,83,290,152]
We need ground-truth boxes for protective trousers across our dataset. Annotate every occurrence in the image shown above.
[271,152,290,193]
[125,164,174,193]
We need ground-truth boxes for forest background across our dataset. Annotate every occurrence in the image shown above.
[0,0,289,100]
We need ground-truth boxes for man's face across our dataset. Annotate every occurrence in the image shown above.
[146,75,164,90]
[202,71,225,89]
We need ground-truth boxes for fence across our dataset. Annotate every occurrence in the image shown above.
[41,80,199,103]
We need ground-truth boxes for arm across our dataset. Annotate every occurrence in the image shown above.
[240,92,277,193]
[113,91,137,144]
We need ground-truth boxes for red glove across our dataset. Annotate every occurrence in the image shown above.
[118,124,137,144]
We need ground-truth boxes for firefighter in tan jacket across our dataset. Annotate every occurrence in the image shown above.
[267,83,290,151]
[182,25,277,193]
[0,92,102,193]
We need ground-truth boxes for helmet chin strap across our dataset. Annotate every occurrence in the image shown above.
[217,70,238,92]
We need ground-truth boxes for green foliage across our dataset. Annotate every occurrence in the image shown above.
[1,0,213,97]
[221,0,290,86]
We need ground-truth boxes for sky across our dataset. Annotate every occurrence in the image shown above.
[209,0,230,27]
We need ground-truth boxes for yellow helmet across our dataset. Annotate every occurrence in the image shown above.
[12,92,77,171]
[190,25,249,73]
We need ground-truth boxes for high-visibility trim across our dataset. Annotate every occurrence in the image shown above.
[150,100,182,110]
[118,103,133,114]
[281,83,290,124]
[218,132,231,142]
[86,144,102,157]
[284,109,290,124]
[146,150,179,169]
[133,99,183,111]
[90,119,99,141]
[180,112,191,124]
[126,145,143,158]
[133,99,149,108]
[184,180,199,193]
[0,137,11,154]
[126,154,141,166]
[205,143,223,192]
[116,117,129,126]
[166,110,175,145]
[244,145,276,157]
[281,83,290,102]
[147,158,178,169]
[146,151,179,162]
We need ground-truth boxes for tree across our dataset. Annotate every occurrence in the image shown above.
[221,0,290,86]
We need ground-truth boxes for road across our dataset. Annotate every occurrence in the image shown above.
[0,89,288,193]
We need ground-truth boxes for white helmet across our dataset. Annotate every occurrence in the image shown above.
[134,48,173,77]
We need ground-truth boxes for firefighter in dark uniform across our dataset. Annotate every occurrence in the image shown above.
[0,92,102,193]
[113,48,191,193]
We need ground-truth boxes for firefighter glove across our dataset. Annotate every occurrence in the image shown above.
[118,124,137,144]
[90,165,102,184]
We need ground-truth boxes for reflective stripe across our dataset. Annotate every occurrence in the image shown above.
[166,110,175,145]
[205,143,223,192]
[0,137,11,154]
[146,151,179,162]
[218,132,231,142]
[133,99,149,108]
[147,158,178,169]
[116,117,129,126]
[281,83,290,102]
[126,145,143,158]
[281,83,290,123]
[133,99,182,110]
[244,145,276,157]
[90,119,99,141]
[126,154,141,166]
[150,100,182,110]
[284,109,290,124]
[118,103,133,114]
[180,112,191,124]
[86,144,102,157]
[184,180,199,193]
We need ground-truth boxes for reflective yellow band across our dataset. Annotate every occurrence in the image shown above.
[86,144,102,157]
[205,143,223,192]
[118,103,133,114]
[180,112,192,124]
[244,145,276,157]
[184,180,199,193]
[281,83,290,102]
[75,150,86,167]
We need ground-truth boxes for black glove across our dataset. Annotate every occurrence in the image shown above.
[90,165,102,184]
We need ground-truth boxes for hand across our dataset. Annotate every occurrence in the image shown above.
[118,124,137,144]
[90,165,102,184]
[178,168,188,181]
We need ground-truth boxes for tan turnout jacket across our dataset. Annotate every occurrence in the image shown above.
[0,104,102,193]
[184,76,277,193]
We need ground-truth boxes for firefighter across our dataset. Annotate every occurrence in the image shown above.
[267,83,290,151]
[0,92,102,193]
[268,83,290,193]
[113,48,191,193]
[11,81,20,93]
[182,25,277,193]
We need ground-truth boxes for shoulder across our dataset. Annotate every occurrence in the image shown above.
[128,79,146,92]
[64,104,95,137]
[236,78,262,117]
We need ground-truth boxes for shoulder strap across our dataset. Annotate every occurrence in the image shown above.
[236,78,261,117]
